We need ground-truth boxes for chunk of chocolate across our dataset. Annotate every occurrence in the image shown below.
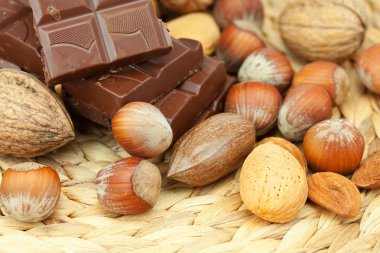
[30,0,172,85]
[63,57,228,141]
[155,57,227,140]
[62,38,203,126]
[195,75,237,124]
[0,1,43,76]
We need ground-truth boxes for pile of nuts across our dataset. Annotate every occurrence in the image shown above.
[1,0,380,225]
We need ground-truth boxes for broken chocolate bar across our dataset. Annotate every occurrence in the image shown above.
[155,57,227,140]
[63,57,228,141]
[30,0,172,85]
[195,75,237,124]
[62,38,203,126]
[0,1,43,76]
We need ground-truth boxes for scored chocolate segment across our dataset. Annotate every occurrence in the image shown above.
[63,56,229,141]
[195,75,237,124]
[30,0,172,85]
[155,57,227,141]
[0,1,43,76]
[62,38,203,126]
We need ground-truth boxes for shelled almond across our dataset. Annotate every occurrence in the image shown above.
[308,172,361,218]
[352,152,380,189]
[240,140,308,223]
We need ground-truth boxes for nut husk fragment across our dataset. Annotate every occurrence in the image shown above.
[279,0,368,62]
[0,69,74,157]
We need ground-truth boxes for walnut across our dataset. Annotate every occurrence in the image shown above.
[159,0,213,14]
[279,0,368,62]
[0,69,74,157]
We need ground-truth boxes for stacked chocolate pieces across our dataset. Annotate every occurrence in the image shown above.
[0,0,236,141]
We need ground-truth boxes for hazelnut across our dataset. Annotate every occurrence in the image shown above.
[303,119,365,175]
[214,0,264,29]
[112,102,173,158]
[355,44,380,95]
[224,82,282,136]
[278,84,333,141]
[216,24,265,73]
[292,61,350,105]
[96,157,161,215]
[0,162,61,222]
[279,0,368,62]
[238,48,294,92]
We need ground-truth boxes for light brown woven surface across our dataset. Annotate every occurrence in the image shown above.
[1,1,380,252]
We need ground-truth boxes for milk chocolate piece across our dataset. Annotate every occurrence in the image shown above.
[30,0,172,85]
[63,57,228,141]
[62,38,203,125]
[155,57,227,140]
[0,1,43,76]
[195,75,237,124]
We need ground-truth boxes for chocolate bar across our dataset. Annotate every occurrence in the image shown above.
[63,57,228,140]
[0,1,43,76]
[195,75,237,124]
[30,0,172,85]
[155,57,227,140]
[0,57,21,70]
[62,38,203,126]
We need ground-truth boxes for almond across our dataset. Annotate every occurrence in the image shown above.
[0,69,74,157]
[258,137,308,173]
[352,152,380,189]
[167,113,255,186]
[240,142,308,223]
[307,172,361,218]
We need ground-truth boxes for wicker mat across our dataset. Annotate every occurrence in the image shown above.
[1,0,380,252]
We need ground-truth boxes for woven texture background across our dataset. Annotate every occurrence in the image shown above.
[1,0,380,252]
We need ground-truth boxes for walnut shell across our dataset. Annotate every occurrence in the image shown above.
[160,0,213,14]
[279,0,368,62]
[0,69,74,157]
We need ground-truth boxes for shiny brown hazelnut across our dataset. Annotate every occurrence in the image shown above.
[303,119,365,175]
[0,162,61,222]
[292,61,350,105]
[96,157,161,215]
[217,24,265,73]
[224,82,282,136]
[112,102,173,158]
[278,84,333,141]
[214,0,264,29]
[238,48,294,92]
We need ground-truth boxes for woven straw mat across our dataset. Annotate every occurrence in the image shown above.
[1,0,380,252]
